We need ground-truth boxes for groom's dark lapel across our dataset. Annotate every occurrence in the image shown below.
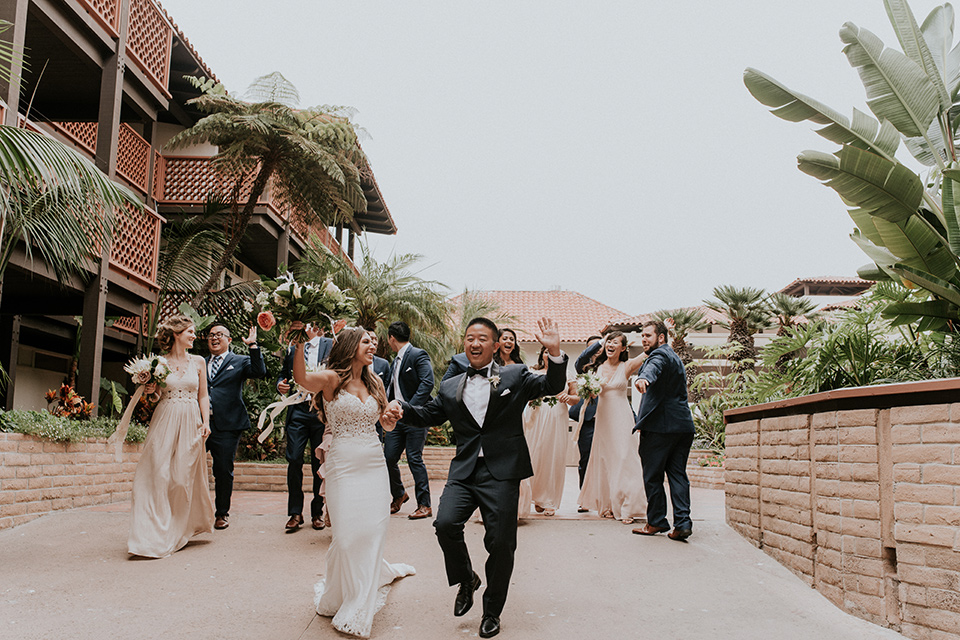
[483,362,502,426]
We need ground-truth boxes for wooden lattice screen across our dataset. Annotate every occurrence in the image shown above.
[125,0,172,95]
[117,124,150,193]
[109,202,161,287]
[76,0,121,35]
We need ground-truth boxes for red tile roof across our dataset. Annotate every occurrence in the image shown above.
[450,290,628,343]
[604,306,727,331]
[779,276,872,297]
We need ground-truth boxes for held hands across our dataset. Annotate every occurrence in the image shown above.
[534,317,561,357]
[381,400,404,429]
[242,325,258,346]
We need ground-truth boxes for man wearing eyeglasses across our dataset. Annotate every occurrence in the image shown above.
[206,324,266,530]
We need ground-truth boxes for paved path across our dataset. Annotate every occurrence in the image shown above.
[1,470,906,640]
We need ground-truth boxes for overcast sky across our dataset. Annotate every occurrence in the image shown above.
[156,0,946,316]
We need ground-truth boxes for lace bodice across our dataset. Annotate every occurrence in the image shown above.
[324,390,380,440]
[599,363,628,398]
[160,361,200,404]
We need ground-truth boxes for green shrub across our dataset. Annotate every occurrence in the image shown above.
[0,409,147,443]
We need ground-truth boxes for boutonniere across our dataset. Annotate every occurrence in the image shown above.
[489,375,501,389]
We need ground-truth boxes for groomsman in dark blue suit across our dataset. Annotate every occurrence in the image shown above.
[631,320,696,541]
[278,324,333,532]
[385,321,435,520]
[442,352,470,382]
[205,324,267,530]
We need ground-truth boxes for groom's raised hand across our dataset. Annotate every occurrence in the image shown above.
[534,317,561,357]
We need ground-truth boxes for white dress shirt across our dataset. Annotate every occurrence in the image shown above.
[304,336,322,370]
[392,342,410,401]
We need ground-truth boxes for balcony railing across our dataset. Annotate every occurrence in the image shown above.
[75,0,172,98]
[156,155,352,262]
[18,115,161,291]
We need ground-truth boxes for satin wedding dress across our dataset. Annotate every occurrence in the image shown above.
[314,390,415,638]
[577,362,647,521]
[127,360,214,558]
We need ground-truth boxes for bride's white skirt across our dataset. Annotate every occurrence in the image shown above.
[314,434,415,638]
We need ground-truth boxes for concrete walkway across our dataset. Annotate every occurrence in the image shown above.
[1,470,906,640]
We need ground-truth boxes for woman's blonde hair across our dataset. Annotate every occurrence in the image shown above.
[156,315,194,352]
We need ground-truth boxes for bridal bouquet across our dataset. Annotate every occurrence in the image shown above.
[575,371,602,400]
[123,354,171,387]
[257,272,353,343]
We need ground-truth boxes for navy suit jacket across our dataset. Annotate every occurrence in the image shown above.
[442,352,470,382]
[401,356,568,482]
[207,348,267,432]
[633,344,695,434]
[572,341,601,422]
[279,337,333,421]
[371,355,390,389]
[388,345,434,407]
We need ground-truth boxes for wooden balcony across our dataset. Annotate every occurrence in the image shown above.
[16,116,161,293]
[75,0,172,98]
[156,155,352,263]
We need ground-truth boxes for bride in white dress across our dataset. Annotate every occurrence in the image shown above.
[291,323,415,638]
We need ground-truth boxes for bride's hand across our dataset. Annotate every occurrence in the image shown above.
[286,321,306,343]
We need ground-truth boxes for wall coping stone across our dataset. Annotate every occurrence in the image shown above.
[725,377,960,423]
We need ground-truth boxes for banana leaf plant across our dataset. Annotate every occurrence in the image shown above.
[744,0,960,332]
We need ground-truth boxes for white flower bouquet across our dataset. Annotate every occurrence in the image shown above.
[257,272,353,342]
[123,354,171,387]
[575,371,602,400]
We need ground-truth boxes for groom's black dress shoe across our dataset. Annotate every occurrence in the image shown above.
[479,615,501,638]
[454,572,481,617]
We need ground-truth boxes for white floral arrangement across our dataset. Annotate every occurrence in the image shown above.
[123,354,171,387]
[575,371,602,400]
[257,272,353,342]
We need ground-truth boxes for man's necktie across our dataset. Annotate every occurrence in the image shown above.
[210,355,223,378]
[467,367,488,378]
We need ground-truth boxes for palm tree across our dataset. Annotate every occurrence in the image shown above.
[167,73,367,304]
[653,307,707,400]
[295,238,450,362]
[704,286,770,374]
[767,293,819,370]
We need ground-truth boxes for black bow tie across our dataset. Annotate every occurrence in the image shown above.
[467,367,488,378]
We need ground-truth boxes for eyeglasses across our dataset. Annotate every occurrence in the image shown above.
[208,332,229,339]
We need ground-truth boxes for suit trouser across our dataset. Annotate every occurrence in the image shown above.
[576,419,595,488]
[638,430,694,531]
[285,404,325,519]
[384,422,431,507]
[206,430,243,518]
[434,458,520,618]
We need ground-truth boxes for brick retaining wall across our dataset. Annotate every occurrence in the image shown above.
[0,433,144,531]
[725,380,960,640]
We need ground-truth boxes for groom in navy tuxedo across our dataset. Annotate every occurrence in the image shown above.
[631,320,696,541]
[205,324,266,530]
[390,317,567,638]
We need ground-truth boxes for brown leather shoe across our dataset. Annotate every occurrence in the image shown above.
[668,528,692,541]
[632,524,669,536]
[408,505,432,520]
[390,492,409,514]
[311,517,325,531]
[214,516,229,530]
[285,515,303,531]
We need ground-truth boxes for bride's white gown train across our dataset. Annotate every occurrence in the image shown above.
[313,390,415,638]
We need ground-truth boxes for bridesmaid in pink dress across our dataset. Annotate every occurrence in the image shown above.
[577,331,648,524]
